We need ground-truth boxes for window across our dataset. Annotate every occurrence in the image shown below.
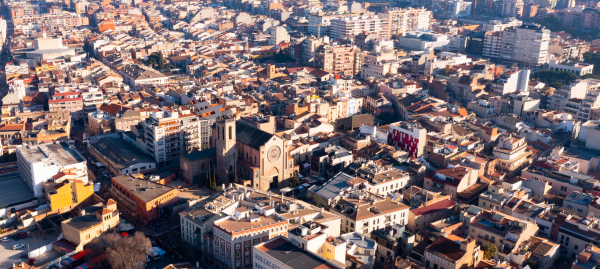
[426,261,430,267]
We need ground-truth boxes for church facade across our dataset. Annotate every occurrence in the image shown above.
[214,116,298,191]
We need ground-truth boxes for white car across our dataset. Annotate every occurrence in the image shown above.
[12,244,24,250]
[0,237,8,242]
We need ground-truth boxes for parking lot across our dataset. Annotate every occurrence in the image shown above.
[0,233,58,269]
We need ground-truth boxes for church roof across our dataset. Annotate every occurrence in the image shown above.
[236,122,274,150]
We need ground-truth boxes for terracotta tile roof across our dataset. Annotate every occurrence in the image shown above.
[410,198,457,216]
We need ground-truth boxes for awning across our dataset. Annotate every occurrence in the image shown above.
[60,249,91,266]
[74,264,91,269]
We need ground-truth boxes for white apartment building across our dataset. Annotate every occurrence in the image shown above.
[81,87,104,114]
[330,15,389,40]
[513,25,550,65]
[481,19,523,32]
[424,52,471,75]
[491,69,530,95]
[308,13,340,37]
[435,0,472,17]
[388,121,427,157]
[549,60,594,76]
[253,237,345,269]
[356,165,411,195]
[360,61,400,79]
[268,26,290,46]
[378,7,431,37]
[16,141,88,197]
[140,106,200,167]
[0,19,7,47]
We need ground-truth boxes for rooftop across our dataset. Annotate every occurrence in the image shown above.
[17,141,85,166]
[112,175,177,203]
[88,137,155,170]
[255,237,339,269]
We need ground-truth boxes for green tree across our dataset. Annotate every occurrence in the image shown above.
[549,82,565,89]
[582,73,600,79]
[583,52,600,75]
[484,244,497,260]
[288,174,300,188]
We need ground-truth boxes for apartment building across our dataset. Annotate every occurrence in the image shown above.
[314,44,362,77]
[408,196,457,233]
[329,15,389,40]
[119,64,168,90]
[81,87,104,114]
[491,69,530,95]
[549,60,594,76]
[44,174,94,211]
[211,207,288,268]
[464,209,538,263]
[557,214,600,259]
[424,235,480,269]
[378,7,431,37]
[139,106,200,167]
[111,174,179,223]
[307,13,341,37]
[388,121,427,157]
[355,164,411,196]
[49,91,84,120]
[309,145,353,178]
[16,141,87,197]
[483,25,550,65]
[287,221,347,266]
[493,133,533,175]
[61,199,119,250]
[253,237,342,269]
[329,192,409,235]
[371,224,415,267]
[424,166,479,198]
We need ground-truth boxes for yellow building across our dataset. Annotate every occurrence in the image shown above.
[46,172,94,211]
[61,199,119,250]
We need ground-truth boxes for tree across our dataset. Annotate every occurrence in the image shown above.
[583,52,600,75]
[105,232,151,269]
[84,121,101,137]
[549,82,565,89]
[158,52,165,71]
[484,244,497,260]
[288,174,300,188]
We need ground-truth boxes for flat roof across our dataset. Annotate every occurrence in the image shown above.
[112,175,177,203]
[0,175,36,208]
[255,237,339,269]
[17,141,85,166]
[89,137,154,170]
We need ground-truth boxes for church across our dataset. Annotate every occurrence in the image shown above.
[213,115,298,191]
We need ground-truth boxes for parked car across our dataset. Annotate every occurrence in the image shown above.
[26,231,31,237]
[12,244,24,250]
[12,235,19,241]
[28,258,35,265]
[0,237,8,242]
[20,254,27,259]
[19,233,26,239]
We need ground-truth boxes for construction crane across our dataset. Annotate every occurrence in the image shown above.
[292,23,322,38]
